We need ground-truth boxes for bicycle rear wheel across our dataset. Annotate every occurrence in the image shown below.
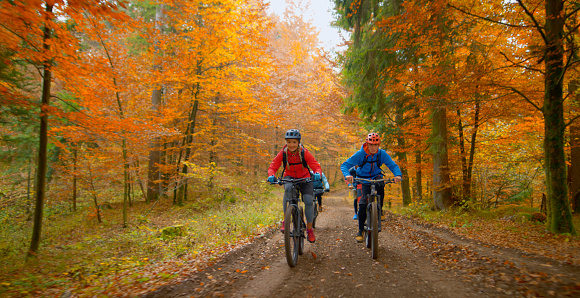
[365,196,372,249]
[370,201,379,259]
[284,205,299,267]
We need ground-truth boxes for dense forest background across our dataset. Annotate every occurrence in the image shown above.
[0,0,579,296]
[0,0,362,256]
[332,0,579,234]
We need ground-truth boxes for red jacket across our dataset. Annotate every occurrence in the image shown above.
[268,145,322,178]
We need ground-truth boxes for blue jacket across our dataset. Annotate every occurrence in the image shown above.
[341,143,402,184]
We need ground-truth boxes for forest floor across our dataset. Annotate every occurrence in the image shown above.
[141,190,580,298]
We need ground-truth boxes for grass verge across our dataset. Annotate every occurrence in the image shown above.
[0,185,283,297]
[393,202,580,265]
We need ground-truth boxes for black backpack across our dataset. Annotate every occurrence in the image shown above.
[357,151,384,178]
[281,145,311,177]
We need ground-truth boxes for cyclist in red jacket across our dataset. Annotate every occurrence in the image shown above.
[267,129,322,243]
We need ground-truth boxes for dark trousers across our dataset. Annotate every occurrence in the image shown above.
[357,183,385,232]
[315,193,322,206]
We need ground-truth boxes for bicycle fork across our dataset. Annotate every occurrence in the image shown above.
[366,202,382,232]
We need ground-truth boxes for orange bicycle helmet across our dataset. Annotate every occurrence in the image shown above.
[366,132,380,144]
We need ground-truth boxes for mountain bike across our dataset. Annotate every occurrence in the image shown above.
[270,177,311,267]
[353,177,395,259]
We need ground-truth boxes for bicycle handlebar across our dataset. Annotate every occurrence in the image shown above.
[353,177,396,184]
[269,177,311,185]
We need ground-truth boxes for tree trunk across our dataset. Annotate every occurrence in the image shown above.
[395,112,412,206]
[569,81,580,213]
[176,98,199,205]
[432,106,453,210]
[456,101,480,205]
[72,148,77,212]
[457,109,468,203]
[466,101,480,202]
[27,3,53,259]
[208,94,220,190]
[414,106,423,201]
[27,147,34,219]
[543,0,575,234]
[122,141,128,228]
[146,4,165,202]
[415,150,422,202]
[571,123,580,213]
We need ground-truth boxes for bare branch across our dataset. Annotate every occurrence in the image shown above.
[499,52,544,73]
[516,0,548,44]
[490,84,543,112]
[565,114,580,127]
[564,4,580,20]
[448,3,540,31]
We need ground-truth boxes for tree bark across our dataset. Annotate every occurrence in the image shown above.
[466,101,479,202]
[569,81,580,213]
[456,101,480,205]
[571,123,580,213]
[27,3,53,259]
[207,93,221,190]
[146,4,165,202]
[414,106,423,201]
[543,0,575,234]
[457,109,468,203]
[176,98,198,205]
[432,106,453,210]
[72,148,77,212]
[415,150,422,201]
[395,111,411,206]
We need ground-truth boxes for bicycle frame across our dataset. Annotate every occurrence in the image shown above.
[275,177,310,209]
[353,177,395,259]
[271,177,311,267]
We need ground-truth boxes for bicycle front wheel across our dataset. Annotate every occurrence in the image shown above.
[284,205,299,267]
[370,201,379,259]
[299,206,305,255]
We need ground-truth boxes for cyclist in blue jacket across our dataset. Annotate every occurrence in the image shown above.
[341,133,402,243]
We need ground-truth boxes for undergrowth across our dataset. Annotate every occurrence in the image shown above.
[0,183,283,297]
[392,201,580,265]
[394,200,580,232]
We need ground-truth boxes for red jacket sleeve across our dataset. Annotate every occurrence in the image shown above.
[268,150,284,176]
[303,149,322,173]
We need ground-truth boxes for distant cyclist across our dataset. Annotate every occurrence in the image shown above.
[267,129,322,243]
[311,170,330,211]
[341,133,402,243]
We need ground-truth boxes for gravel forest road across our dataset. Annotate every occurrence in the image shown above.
[144,190,579,298]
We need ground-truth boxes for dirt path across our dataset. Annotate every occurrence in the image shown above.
[144,190,580,298]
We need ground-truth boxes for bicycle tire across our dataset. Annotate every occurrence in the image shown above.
[371,201,379,259]
[365,195,372,249]
[299,206,305,255]
[365,227,371,248]
[284,205,299,267]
